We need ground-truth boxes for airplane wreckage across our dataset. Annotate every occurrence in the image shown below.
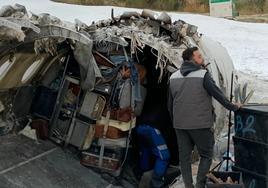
[0,3,240,187]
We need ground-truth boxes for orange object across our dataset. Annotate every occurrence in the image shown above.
[94,124,127,139]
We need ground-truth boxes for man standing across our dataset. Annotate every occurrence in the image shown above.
[168,47,240,188]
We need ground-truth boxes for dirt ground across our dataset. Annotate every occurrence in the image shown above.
[234,14,268,23]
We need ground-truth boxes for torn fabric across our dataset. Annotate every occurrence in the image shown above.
[73,41,102,90]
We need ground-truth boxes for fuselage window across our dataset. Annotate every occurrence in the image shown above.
[0,57,16,81]
[21,57,44,84]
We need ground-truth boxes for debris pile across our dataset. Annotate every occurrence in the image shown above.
[0,5,238,186]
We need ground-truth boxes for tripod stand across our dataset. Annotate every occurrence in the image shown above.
[211,72,235,172]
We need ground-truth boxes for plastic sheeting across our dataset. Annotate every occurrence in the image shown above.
[73,42,102,90]
[198,36,235,136]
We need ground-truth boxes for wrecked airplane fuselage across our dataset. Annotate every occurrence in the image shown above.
[0,4,234,176]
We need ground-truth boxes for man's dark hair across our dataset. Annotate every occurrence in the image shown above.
[182,47,199,61]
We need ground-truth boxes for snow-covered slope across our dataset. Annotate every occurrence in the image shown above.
[1,0,268,80]
[0,0,268,80]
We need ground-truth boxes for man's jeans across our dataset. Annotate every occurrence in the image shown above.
[176,128,215,188]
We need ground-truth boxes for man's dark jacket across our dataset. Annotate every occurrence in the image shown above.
[168,60,238,129]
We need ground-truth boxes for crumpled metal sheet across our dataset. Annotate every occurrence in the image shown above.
[93,24,184,68]
[0,4,91,54]
[5,17,40,33]
[0,4,27,18]
[0,25,25,42]
[0,17,22,31]
[0,4,29,42]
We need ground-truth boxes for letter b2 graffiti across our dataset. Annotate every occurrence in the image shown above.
[235,115,256,137]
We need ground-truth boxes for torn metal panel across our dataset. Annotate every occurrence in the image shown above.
[0,25,92,55]
[0,17,22,31]
[25,25,91,45]
[0,18,25,42]
[4,17,40,33]
[0,4,27,18]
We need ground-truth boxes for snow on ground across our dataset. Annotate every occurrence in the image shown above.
[1,0,268,101]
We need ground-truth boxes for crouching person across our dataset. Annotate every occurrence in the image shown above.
[168,47,241,188]
[136,124,170,188]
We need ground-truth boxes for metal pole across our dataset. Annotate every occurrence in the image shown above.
[226,71,234,171]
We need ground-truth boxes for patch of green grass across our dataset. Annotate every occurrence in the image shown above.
[235,0,268,14]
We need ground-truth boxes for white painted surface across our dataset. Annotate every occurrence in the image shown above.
[210,0,233,17]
